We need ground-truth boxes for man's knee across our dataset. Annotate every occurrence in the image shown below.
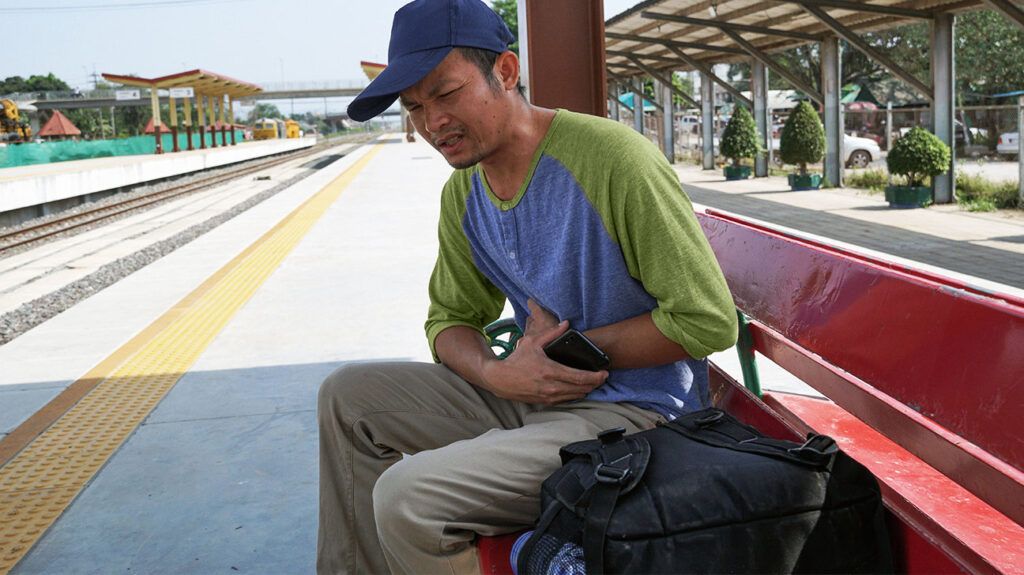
[371,455,443,542]
[318,362,390,422]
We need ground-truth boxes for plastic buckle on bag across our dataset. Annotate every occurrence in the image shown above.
[597,427,627,445]
[595,463,631,485]
[788,434,838,459]
[693,409,725,427]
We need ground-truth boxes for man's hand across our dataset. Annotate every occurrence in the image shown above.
[480,317,607,406]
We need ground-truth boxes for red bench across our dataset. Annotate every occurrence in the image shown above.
[479,208,1024,574]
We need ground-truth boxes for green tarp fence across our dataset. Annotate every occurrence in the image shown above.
[0,131,246,170]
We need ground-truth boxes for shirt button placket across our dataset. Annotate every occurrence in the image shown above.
[501,209,519,270]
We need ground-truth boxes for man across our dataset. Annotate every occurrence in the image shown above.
[317,1,738,573]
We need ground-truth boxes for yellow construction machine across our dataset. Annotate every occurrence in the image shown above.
[1,99,32,143]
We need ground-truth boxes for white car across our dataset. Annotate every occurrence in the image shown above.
[677,115,700,133]
[997,132,1019,159]
[844,134,882,169]
[767,134,882,168]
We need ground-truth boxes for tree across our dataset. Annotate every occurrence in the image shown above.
[247,103,283,123]
[780,101,825,176]
[1,73,71,95]
[720,105,760,166]
[887,127,950,187]
[491,0,518,54]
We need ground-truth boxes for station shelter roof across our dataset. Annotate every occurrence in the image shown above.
[605,0,994,76]
[37,110,81,138]
[101,69,262,99]
[360,61,386,81]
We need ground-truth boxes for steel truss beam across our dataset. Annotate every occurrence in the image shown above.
[624,56,701,109]
[607,50,679,64]
[720,28,824,104]
[642,10,821,41]
[663,46,752,108]
[800,3,933,101]
[772,0,933,19]
[983,0,1024,30]
[605,32,748,56]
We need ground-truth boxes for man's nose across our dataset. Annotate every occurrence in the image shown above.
[423,104,449,135]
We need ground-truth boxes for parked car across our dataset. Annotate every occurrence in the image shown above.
[844,134,882,169]
[997,132,1019,159]
[897,121,987,146]
[767,134,882,169]
[677,115,700,133]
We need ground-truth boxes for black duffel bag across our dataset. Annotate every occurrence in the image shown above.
[516,407,893,574]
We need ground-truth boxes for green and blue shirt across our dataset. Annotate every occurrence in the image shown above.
[425,110,737,418]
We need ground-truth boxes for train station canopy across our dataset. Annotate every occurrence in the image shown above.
[360,61,386,81]
[101,69,262,99]
[604,0,1017,75]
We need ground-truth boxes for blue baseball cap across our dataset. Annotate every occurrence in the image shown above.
[347,0,515,122]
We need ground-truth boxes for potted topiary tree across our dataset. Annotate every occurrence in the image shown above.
[720,105,759,181]
[884,127,951,208]
[780,101,826,190]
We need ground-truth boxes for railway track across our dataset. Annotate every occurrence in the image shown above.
[0,135,375,256]
[0,135,380,345]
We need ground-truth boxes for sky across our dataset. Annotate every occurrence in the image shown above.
[5,0,641,116]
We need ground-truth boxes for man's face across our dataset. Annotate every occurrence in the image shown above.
[400,51,506,169]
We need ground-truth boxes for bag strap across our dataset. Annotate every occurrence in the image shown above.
[666,408,838,468]
[515,496,563,575]
[583,428,643,575]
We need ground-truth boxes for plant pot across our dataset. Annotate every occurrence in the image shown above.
[884,185,932,209]
[788,173,822,191]
[724,165,752,181]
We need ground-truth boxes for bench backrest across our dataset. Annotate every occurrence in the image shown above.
[697,209,1024,526]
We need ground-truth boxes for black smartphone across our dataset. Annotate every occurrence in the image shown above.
[543,329,610,371]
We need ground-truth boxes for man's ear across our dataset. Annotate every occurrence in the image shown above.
[494,51,521,92]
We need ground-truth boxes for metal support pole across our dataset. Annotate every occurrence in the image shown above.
[822,35,843,187]
[229,98,237,145]
[662,80,675,164]
[701,72,715,170]
[218,96,227,146]
[633,78,645,135]
[184,97,194,151]
[110,106,116,138]
[207,94,217,148]
[886,102,893,152]
[609,84,620,121]
[932,13,956,203]
[1018,97,1023,204]
[168,95,180,153]
[752,60,769,177]
[196,94,207,150]
[521,0,606,115]
[149,88,163,154]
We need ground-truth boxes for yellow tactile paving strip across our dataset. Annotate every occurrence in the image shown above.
[0,145,382,573]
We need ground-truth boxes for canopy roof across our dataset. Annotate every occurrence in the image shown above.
[605,0,991,74]
[37,110,81,137]
[360,61,386,81]
[102,69,262,98]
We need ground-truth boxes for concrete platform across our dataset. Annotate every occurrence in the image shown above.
[0,137,315,219]
[1,136,1021,573]
[0,136,445,573]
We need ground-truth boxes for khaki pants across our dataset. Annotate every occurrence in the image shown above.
[316,361,663,575]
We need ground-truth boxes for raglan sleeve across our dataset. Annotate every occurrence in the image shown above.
[608,139,738,359]
[424,177,506,361]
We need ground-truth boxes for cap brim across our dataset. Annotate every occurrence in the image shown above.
[347,47,452,122]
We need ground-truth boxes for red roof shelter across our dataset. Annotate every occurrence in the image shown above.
[144,117,172,134]
[37,110,81,139]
